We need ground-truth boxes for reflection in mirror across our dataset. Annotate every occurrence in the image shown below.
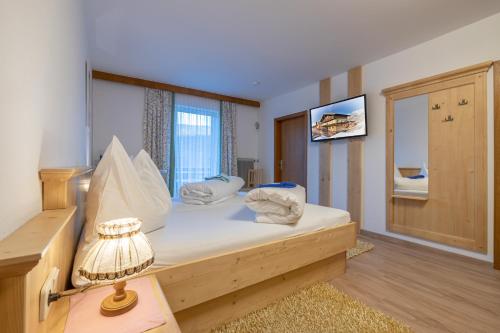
[393,94,429,199]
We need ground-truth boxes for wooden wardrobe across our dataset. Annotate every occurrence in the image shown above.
[384,62,491,252]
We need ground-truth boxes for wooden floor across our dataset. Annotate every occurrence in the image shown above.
[331,233,500,333]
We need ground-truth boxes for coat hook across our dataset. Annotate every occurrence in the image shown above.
[432,104,441,110]
[442,115,454,122]
[458,99,468,106]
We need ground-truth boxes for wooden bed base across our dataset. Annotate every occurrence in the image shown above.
[173,253,347,332]
[153,222,356,332]
[0,168,356,333]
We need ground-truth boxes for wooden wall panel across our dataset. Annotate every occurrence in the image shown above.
[319,78,333,206]
[347,66,364,230]
[495,61,500,269]
[0,168,91,333]
[0,276,26,333]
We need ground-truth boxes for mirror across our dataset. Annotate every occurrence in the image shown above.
[393,94,429,199]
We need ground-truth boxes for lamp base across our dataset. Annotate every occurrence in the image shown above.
[100,281,138,317]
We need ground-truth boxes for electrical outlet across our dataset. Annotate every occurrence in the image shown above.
[39,267,59,321]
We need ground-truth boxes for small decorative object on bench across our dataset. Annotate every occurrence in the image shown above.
[78,217,155,316]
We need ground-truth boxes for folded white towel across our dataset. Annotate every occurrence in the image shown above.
[245,185,306,224]
[180,176,245,205]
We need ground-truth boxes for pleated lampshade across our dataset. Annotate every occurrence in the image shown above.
[79,218,154,282]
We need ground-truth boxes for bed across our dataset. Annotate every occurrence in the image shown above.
[149,194,348,266]
[394,176,428,198]
[0,168,357,333]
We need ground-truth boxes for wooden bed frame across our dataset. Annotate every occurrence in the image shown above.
[0,168,357,333]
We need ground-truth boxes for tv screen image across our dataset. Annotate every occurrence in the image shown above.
[310,94,367,142]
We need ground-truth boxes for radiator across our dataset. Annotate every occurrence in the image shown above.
[237,158,255,188]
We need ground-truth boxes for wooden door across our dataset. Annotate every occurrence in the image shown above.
[274,112,307,188]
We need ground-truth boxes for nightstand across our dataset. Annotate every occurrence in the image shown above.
[50,274,181,333]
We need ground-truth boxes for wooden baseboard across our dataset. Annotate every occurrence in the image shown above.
[174,252,346,333]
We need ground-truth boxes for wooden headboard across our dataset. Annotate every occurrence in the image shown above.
[398,167,421,177]
[0,167,91,333]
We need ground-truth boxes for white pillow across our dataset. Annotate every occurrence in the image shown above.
[85,136,168,243]
[394,163,402,178]
[420,162,429,177]
[133,149,172,213]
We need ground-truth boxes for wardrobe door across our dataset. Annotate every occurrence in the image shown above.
[429,84,475,243]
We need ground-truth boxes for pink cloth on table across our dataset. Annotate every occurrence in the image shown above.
[64,277,166,333]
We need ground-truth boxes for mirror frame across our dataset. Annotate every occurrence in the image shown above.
[392,94,429,200]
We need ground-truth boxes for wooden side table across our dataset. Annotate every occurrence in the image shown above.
[49,274,181,333]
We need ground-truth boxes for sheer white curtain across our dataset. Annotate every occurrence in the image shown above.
[173,94,221,197]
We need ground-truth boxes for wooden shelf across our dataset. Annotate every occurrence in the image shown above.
[392,194,428,201]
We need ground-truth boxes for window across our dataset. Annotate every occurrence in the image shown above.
[172,94,221,196]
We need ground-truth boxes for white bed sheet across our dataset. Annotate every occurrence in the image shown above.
[147,193,351,267]
[394,176,428,192]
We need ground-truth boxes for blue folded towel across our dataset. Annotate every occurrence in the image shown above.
[205,174,230,182]
[257,182,297,189]
[407,175,425,179]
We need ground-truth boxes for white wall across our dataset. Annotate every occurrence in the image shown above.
[92,80,145,164]
[0,0,88,240]
[236,105,260,160]
[394,95,429,168]
[92,80,260,165]
[259,12,500,262]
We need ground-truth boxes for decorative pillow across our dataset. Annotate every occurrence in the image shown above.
[85,137,168,243]
[133,149,172,213]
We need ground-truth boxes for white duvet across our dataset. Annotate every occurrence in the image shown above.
[180,176,244,204]
[245,185,306,224]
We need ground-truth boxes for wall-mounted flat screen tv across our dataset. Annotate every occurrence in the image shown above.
[309,94,367,142]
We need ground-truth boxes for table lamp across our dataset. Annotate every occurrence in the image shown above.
[78,217,155,316]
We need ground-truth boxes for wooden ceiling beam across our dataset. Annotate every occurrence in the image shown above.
[92,70,261,108]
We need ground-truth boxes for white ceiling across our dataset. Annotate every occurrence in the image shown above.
[85,0,500,101]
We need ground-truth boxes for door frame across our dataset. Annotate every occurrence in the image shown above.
[494,60,500,269]
[274,111,308,190]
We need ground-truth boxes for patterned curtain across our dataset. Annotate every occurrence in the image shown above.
[143,88,174,188]
[221,101,238,176]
